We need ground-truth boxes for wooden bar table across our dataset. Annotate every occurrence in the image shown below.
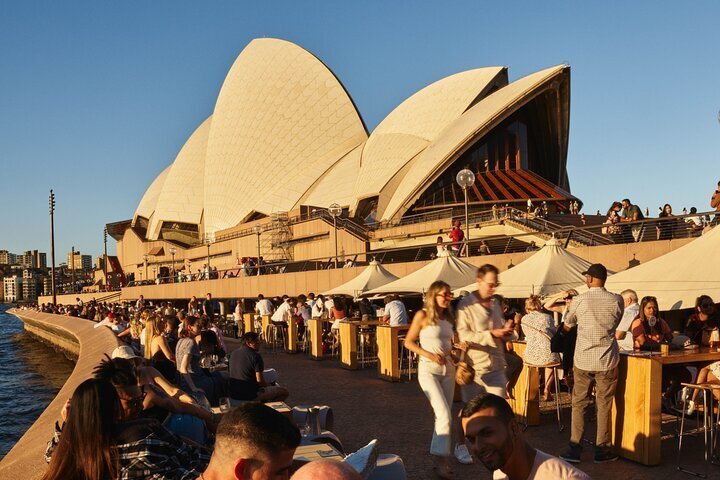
[243,313,255,336]
[339,319,381,370]
[307,318,324,360]
[286,318,298,353]
[612,347,720,466]
[507,342,540,426]
[377,324,410,381]
[260,315,271,342]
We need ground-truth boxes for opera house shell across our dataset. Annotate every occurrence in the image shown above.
[126,37,576,244]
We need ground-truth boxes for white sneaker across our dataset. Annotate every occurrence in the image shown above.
[686,400,695,416]
[454,443,473,465]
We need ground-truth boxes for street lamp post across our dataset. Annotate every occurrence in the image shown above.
[328,203,342,268]
[455,168,476,257]
[71,246,76,293]
[49,190,56,306]
[252,225,262,276]
[169,246,177,280]
[103,227,108,289]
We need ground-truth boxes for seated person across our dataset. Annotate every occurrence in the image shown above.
[44,377,209,479]
[110,346,216,434]
[461,393,590,480]
[684,295,719,346]
[228,332,289,402]
[631,296,691,410]
[199,403,300,480]
[631,296,673,349]
[684,360,720,414]
[176,316,225,406]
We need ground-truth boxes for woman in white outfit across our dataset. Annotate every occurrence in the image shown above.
[404,281,467,479]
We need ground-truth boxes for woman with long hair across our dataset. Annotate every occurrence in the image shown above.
[146,314,176,382]
[42,378,121,480]
[657,203,675,240]
[631,296,690,410]
[404,281,466,479]
[176,316,217,404]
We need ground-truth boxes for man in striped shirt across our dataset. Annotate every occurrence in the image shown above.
[559,263,623,465]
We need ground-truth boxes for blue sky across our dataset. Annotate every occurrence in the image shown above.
[1,1,718,259]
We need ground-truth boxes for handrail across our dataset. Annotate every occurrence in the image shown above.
[127,209,717,285]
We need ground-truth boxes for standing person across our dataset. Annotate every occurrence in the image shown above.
[461,393,591,480]
[711,180,720,224]
[559,264,623,464]
[233,299,243,339]
[203,293,215,319]
[312,294,326,319]
[615,289,639,351]
[456,265,515,399]
[448,220,465,256]
[544,290,579,390]
[404,281,468,478]
[620,198,644,242]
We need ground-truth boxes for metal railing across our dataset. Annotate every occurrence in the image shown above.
[126,210,718,287]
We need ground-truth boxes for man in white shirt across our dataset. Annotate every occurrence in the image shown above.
[255,294,275,316]
[382,295,407,326]
[233,299,244,338]
[462,393,591,480]
[272,296,293,324]
[615,289,639,351]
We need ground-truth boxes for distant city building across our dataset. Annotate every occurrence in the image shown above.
[0,250,17,266]
[36,252,47,269]
[3,276,22,302]
[95,256,105,271]
[43,276,52,296]
[67,251,93,272]
[21,269,40,301]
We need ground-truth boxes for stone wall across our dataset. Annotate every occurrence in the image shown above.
[0,310,120,479]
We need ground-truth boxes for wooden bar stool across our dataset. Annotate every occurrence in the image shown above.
[677,382,720,477]
[521,361,564,432]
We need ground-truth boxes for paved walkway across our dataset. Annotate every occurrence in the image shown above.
[226,338,716,479]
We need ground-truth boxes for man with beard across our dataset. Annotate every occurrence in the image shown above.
[461,393,590,479]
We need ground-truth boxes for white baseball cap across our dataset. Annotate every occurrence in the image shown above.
[111,345,142,360]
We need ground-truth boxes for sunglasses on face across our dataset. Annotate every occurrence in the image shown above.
[436,292,453,299]
[120,388,147,408]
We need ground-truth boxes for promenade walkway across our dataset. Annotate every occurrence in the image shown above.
[226,337,715,479]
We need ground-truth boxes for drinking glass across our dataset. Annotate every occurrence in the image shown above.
[219,397,232,413]
[299,423,311,437]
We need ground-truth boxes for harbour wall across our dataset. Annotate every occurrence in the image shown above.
[0,310,119,479]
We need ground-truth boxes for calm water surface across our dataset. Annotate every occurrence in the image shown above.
[0,305,74,460]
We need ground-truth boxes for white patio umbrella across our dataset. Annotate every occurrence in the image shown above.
[323,260,399,298]
[597,226,720,310]
[364,250,477,296]
[454,238,595,298]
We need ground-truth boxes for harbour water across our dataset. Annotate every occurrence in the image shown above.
[0,306,74,460]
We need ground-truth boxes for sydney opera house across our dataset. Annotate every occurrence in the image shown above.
[107,38,580,284]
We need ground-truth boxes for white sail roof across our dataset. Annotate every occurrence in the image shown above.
[600,226,720,310]
[364,250,477,295]
[455,238,594,298]
[323,261,400,297]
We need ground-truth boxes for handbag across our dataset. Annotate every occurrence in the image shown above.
[550,325,566,353]
[455,350,475,385]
